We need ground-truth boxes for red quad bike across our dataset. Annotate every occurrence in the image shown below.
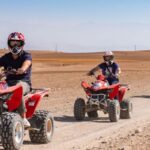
[0,69,54,150]
[74,74,133,122]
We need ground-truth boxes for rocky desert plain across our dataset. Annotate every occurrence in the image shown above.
[0,50,150,150]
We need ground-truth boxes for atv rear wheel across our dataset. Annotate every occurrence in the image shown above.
[108,100,120,122]
[120,99,133,119]
[74,98,86,121]
[29,110,54,143]
[87,110,98,118]
[2,112,24,150]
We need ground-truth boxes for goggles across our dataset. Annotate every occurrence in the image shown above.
[9,40,22,47]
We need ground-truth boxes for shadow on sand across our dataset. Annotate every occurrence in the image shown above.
[23,141,32,145]
[54,115,110,123]
[23,141,43,145]
[131,95,150,99]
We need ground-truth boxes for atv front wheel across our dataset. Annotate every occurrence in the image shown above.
[120,99,133,119]
[2,112,24,150]
[74,98,86,121]
[108,100,120,122]
[29,110,54,143]
[87,110,98,118]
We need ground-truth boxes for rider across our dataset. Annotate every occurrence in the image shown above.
[0,32,32,127]
[88,51,121,85]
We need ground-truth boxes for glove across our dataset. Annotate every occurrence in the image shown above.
[115,74,119,79]
[110,73,119,79]
[16,68,25,75]
[87,71,94,76]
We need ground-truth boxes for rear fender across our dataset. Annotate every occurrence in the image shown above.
[25,94,41,118]
[25,89,49,118]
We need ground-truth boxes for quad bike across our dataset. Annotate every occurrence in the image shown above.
[74,74,133,122]
[0,69,54,150]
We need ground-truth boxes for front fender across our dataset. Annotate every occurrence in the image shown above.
[118,87,128,102]
[6,85,23,111]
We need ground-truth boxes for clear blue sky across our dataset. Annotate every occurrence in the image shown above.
[0,0,150,52]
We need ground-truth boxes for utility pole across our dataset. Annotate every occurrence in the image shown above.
[55,44,58,52]
[134,45,136,51]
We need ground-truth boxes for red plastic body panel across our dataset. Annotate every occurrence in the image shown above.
[25,89,49,118]
[25,94,41,118]
[0,80,49,118]
[82,81,108,91]
[108,84,120,100]
[81,81,90,89]
[118,87,128,102]
[6,85,23,111]
[81,81,91,96]
[0,82,23,111]
[82,76,129,102]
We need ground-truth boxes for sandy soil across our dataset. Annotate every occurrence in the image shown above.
[0,50,150,150]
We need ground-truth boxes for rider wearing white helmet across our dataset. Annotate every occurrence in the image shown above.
[88,51,121,85]
[103,51,114,64]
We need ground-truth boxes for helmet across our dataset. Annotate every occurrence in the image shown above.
[103,51,114,62]
[8,32,25,55]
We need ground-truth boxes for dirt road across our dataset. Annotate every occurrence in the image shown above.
[24,72,150,149]
[24,51,150,150]
[21,96,150,150]
[0,51,149,150]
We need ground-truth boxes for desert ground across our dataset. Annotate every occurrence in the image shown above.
[1,50,150,150]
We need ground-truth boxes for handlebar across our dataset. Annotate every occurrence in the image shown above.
[0,68,17,80]
[87,71,119,79]
[6,69,17,74]
[87,71,96,78]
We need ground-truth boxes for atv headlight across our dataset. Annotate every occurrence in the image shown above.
[92,83,102,90]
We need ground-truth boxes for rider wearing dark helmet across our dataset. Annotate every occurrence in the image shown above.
[0,32,32,127]
[88,51,121,85]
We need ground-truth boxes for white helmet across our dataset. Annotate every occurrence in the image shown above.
[103,51,114,62]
